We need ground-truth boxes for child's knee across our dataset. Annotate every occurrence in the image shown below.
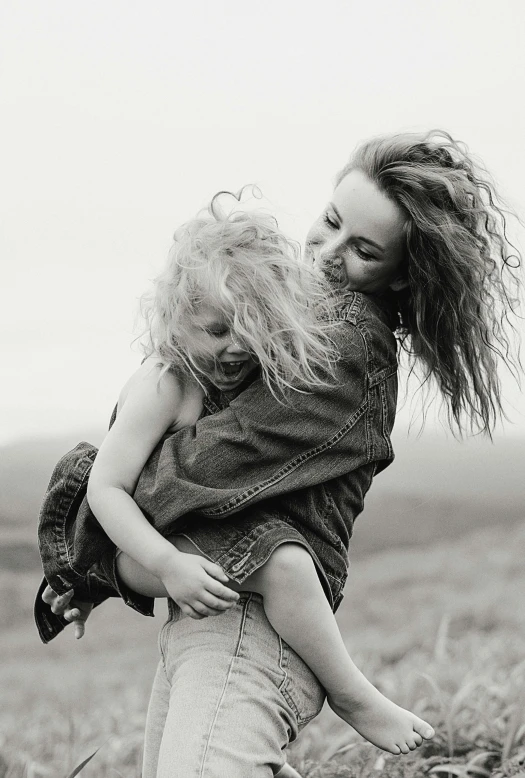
[265,542,315,584]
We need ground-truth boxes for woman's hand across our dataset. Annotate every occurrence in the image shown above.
[41,585,93,639]
[157,553,240,619]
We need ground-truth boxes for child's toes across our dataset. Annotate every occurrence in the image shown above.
[415,719,435,740]
[398,743,411,755]
[412,732,423,746]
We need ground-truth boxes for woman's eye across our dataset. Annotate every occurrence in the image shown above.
[323,213,338,229]
[354,247,375,261]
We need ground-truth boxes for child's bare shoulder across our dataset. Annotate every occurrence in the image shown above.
[118,357,176,405]
[118,357,204,430]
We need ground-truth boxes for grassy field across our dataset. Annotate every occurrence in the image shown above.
[1,518,525,777]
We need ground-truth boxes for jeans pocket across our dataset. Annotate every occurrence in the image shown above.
[278,638,326,728]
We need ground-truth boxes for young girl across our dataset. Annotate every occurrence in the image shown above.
[80,193,435,756]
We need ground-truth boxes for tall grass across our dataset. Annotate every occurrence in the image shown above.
[1,521,524,776]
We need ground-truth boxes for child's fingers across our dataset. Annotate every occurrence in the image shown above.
[198,591,235,611]
[204,578,240,602]
[181,604,206,620]
[205,607,229,617]
[191,601,228,618]
[201,559,230,583]
[73,620,85,640]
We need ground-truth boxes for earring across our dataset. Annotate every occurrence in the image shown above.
[390,277,409,292]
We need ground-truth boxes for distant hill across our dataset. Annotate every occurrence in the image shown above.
[351,430,525,552]
[1,428,523,568]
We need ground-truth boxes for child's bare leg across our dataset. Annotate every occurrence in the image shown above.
[239,543,435,756]
[117,551,169,597]
[275,762,304,778]
[118,538,435,754]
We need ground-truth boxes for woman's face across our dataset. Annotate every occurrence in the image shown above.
[305,169,407,294]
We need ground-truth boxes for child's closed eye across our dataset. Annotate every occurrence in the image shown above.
[204,328,229,338]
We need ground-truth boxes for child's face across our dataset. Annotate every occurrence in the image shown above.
[305,169,407,294]
[185,302,258,391]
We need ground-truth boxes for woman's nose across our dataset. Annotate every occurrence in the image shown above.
[319,244,345,268]
[317,247,346,285]
[320,236,345,261]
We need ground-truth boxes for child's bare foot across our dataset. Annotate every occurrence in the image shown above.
[275,763,303,778]
[327,672,435,755]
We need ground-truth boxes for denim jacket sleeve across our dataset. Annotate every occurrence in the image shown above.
[131,292,397,529]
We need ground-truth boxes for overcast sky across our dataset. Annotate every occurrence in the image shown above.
[1,0,525,445]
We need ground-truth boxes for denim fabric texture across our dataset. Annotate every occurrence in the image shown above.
[35,291,399,643]
[142,593,326,777]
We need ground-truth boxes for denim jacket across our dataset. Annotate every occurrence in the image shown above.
[35,291,399,643]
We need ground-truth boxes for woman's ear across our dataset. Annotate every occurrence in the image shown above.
[389,277,409,292]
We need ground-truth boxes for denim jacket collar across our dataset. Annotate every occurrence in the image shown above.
[333,290,400,332]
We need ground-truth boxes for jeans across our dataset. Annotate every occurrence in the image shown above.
[143,593,326,777]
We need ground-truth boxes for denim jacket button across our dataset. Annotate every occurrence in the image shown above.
[230,553,251,574]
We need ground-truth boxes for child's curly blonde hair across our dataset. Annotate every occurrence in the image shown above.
[139,190,338,396]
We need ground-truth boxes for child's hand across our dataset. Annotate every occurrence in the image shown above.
[41,585,93,639]
[158,553,239,619]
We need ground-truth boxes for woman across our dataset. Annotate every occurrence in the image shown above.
[39,130,521,777]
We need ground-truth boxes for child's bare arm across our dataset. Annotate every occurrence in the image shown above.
[87,361,182,573]
[86,360,238,619]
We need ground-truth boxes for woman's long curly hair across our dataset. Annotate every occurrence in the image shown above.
[336,130,523,436]
[139,190,338,398]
